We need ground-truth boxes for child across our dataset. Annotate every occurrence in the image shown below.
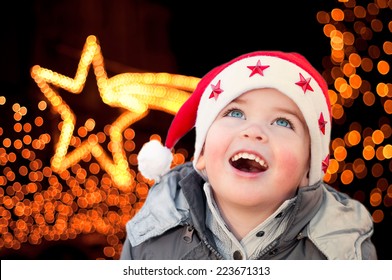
[120,51,377,260]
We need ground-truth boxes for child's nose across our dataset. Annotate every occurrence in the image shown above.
[241,124,267,141]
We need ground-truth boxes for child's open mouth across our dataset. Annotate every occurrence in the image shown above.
[229,152,268,173]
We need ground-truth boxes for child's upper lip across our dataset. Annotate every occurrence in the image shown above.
[229,150,268,172]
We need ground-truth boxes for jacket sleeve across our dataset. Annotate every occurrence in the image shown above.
[120,236,133,260]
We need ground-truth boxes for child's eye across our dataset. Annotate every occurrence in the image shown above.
[273,118,294,129]
[225,109,245,119]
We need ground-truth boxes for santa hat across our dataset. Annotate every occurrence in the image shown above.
[137,51,331,185]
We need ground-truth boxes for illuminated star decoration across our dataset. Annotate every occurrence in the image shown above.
[295,73,314,93]
[247,60,270,77]
[209,80,224,100]
[318,112,327,135]
[31,35,200,192]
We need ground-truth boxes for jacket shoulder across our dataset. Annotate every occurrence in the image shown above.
[123,225,216,260]
[307,183,376,259]
[124,163,198,247]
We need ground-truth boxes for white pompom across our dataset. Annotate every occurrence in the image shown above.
[137,139,173,182]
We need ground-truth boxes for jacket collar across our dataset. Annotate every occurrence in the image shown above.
[125,163,201,246]
[306,184,374,259]
[126,164,325,248]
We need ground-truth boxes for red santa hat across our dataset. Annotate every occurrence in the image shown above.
[137,51,331,185]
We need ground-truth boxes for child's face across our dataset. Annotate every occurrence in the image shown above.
[196,88,310,210]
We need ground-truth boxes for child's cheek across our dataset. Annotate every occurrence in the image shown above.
[277,150,305,176]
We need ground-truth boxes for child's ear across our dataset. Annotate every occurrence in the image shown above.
[195,148,206,170]
[299,169,310,187]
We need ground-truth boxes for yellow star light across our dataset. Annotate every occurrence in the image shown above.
[30,35,200,192]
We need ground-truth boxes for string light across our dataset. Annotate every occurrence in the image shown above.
[30,35,199,192]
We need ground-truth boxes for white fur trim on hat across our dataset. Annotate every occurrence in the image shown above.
[137,139,173,182]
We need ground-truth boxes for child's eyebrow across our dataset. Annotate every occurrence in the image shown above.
[232,97,307,123]
[232,97,299,114]
[229,98,246,105]
[276,107,305,118]
[274,107,308,126]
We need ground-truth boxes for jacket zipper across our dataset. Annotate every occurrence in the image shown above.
[183,225,195,243]
[183,224,224,259]
[202,237,224,260]
[256,240,279,259]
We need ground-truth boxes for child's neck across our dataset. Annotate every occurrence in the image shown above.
[216,201,279,240]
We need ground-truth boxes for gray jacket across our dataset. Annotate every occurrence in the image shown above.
[121,162,377,260]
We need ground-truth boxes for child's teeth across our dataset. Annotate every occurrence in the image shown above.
[231,152,268,168]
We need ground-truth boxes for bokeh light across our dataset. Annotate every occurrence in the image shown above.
[0,35,200,259]
[318,0,391,226]
[1,0,391,259]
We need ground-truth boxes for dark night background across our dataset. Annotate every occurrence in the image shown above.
[0,0,390,260]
